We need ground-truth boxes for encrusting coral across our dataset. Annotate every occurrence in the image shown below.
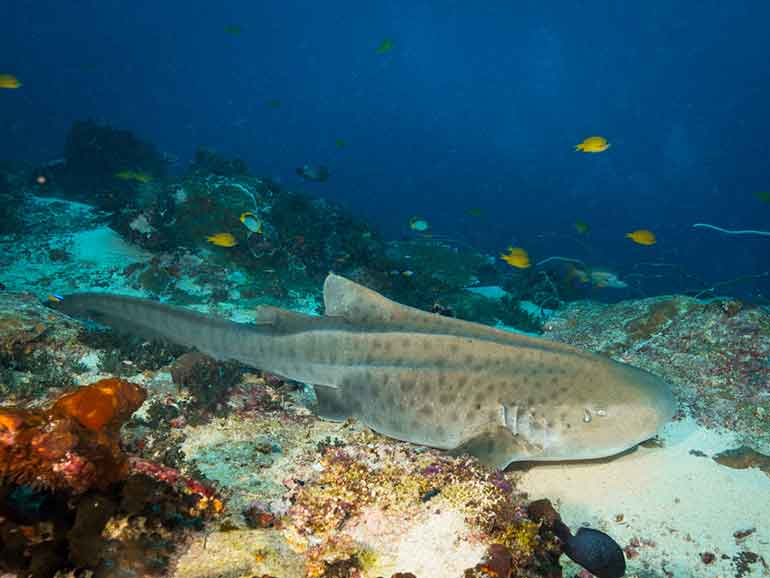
[0,377,146,493]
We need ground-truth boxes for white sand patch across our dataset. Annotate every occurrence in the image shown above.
[71,225,151,265]
[517,418,770,577]
[465,285,508,300]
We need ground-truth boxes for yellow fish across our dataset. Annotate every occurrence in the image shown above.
[625,229,656,245]
[335,138,346,149]
[574,220,591,234]
[115,170,152,183]
[376,38,394,54]
[753,191,770,203]
[206,233,238,247]
[466,207,483,218]
[500,246,531,269]
[575,136,610,153]
[0,74,22,89]
[239,211,262,234]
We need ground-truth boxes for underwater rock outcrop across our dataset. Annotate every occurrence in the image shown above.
[188,147,250,177]
[0,166,25,235]
[0,377,146,493]
[46,120,167,211]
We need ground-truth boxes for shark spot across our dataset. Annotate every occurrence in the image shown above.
[423,340,432,351]
[382,373,391,385]
[457,375,468,387]
[371,339,382,350]
[437,373,446,386]
[449,343,459,353]
[464,354,474,365]
[418,405,434,417]
[439,391,454,405]
[402,338,411,348]
[400,377,416,393]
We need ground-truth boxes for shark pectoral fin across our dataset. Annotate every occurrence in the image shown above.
[312,384,350,422]
[451,426,529,470]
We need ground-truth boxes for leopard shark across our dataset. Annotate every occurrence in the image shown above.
[57,273,676,469]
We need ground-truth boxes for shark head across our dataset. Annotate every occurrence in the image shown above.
[526,359,677,462]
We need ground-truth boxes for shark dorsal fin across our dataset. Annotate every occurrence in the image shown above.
[322,273,590,356]
[323,273,415,324]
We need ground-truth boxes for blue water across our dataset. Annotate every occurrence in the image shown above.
[3,1,769,300]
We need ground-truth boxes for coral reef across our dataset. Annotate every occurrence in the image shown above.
[188,147,250,177]
[47,120,167,211]
[169,351,246,420]
[544,295,770,451]
[279,431,561,578]
[79,327,188,377]
[0,164,26,235]
[0,462,222,577]
[0,377,146,493]
[0,293,87,404]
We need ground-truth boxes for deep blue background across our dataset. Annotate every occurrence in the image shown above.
[2,1,770,298]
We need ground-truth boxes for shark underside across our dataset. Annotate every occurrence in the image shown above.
[56,274,676,469]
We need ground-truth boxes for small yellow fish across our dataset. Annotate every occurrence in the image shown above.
[0,74,22,89]
[625,229,656,245]
[376,38,394,54]
[466,207,483,218]
[574,220,591,234]
[575,136,610,153]
[239,211,262,234]
[335,138,346,149]
[206,233,238,247]
[47,293,64,303]
[500,246,531,269]
[115,170,152,183]
[224,25,242,36]
[266,98,281,109]
[753,191,770,203]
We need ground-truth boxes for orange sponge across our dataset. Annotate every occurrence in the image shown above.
[0,378,146,493]
[52,377,146,432]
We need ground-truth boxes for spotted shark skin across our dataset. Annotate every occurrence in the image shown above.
[57,274,676,469]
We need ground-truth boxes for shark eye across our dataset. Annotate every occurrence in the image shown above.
[583,408,592,423]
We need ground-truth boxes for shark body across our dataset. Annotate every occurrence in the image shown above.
[58,274,675,469]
